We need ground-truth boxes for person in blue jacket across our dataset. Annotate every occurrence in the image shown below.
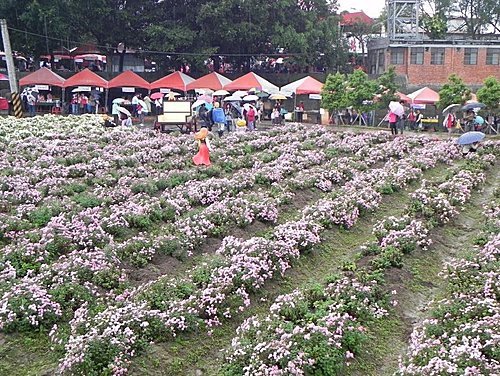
[211,102,226,137]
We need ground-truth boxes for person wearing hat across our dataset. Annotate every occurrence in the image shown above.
[193,127,211,166]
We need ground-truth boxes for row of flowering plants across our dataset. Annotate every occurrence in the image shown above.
[222,273,390,376]
[220,146,499,376]
[398,235,499,374]
[396,149,500,375]
[0,129,391,283]
[51,139,461,375]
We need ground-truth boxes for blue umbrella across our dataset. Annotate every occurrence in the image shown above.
[474,115,484,125]
[456,131,485,145]
[461,102,485,111]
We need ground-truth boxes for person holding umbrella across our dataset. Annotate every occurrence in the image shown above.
[443,111,456,136]
[193,128,211,166]
[456,131,485,157]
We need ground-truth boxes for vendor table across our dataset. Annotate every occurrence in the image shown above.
[36,102,57,114]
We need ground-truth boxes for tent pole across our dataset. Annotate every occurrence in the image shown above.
[293,93,297,122]
[104,88,109,114]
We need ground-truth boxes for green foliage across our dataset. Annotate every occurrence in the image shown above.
[371,246,404,270]
[344,69,378,111]
[28,205,60,227]
[73,193,103,209]
[321,72,347,111]
[477,76,500,113]
[422,14,448,39]
[375,66,399,108]
[438,74,471,109]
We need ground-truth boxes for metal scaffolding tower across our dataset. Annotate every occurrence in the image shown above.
[387,0,421,40]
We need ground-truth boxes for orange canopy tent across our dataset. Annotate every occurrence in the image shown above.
[107,70,150,89]
[186,72,232,91]
[19,67,65,87]
[407,87,439,105]
[63,68,108,88]
[280,76,324,95]
[150,71,195,92]
[223,72,279,93]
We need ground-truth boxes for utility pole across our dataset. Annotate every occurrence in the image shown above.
[0,18,19,93]
[1,19,23,118]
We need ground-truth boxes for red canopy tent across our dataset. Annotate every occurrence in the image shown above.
[185,72,232,91]
[396,91,411,103]
[150,71,195,92]
[223,72,279,93]
[19,67,65,87]
[63,68,108,88]
[107,70,150,89]
[407,87,439,105]
[280,76,323,95]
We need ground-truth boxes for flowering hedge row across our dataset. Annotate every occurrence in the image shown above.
[396,152,500,375]
[222,148,498,375]
[53,139,460,375]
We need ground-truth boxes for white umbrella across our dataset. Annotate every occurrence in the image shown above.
[113,98,125,104]
[117,106,131,117]
[192,99,208,109]
[223,95,242,102]
[442,103,461,114]
[213,89,230,96]
[243,94,259,102]
[194,88,214,95]
[389,101,404,117]
[72,87,91,93]
[243,103,257,112]
[233,90,248,98]
[138,99,149,113]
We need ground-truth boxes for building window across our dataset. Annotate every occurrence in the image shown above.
[464,48,478,65]
[410,47,424,65]
[430,47,445,65]
[391,48,404,65]
[486,48,499,65]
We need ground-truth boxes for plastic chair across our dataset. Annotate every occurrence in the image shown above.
[51,106,62,115]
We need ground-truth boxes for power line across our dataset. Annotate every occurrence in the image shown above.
[7,26,308,57]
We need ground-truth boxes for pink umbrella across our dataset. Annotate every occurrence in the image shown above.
[0,73,8,81]
[150,92,164,100]
[198,94,213,103]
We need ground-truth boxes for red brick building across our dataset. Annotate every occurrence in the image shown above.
[367,39,500,88]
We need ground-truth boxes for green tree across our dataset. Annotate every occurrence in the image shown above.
[375,66,399,108]
[344,69,377,115]
[452,0,499,38]
[477,76,500,113]
[321,72,347,111]
[438,74,471,109]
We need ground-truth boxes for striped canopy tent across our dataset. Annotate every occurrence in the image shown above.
[407,87,440,105]
[150,71,195,92]
[224,72,279,94]
[63,68,108,88]
[107,70,150,89]
[186,72,232,91]
[280,76,324,95]
[19,67,65,87]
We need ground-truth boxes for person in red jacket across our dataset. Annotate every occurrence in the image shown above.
[246,106,256,131]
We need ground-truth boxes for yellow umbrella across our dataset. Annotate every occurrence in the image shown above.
[269,93,288,100]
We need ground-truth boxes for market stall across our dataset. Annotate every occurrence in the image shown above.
[19,67,66,114]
